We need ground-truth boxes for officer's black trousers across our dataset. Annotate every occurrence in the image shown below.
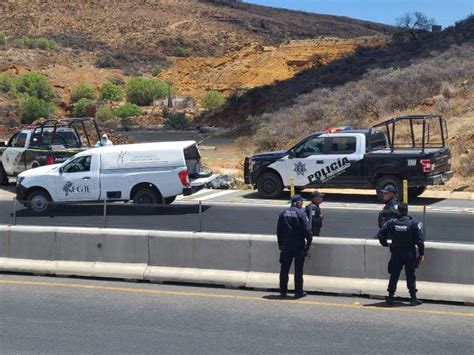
[387,248,417,295]
[279,248,305,294]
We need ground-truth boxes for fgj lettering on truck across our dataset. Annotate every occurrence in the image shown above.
[0,118,101,185]
[244,115,453,201]
[16,141,217,213]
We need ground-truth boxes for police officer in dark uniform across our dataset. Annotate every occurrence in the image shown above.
[277,194,313,299]
[377,202,425,306]
[305,191,324,236]
[378,185,400,228]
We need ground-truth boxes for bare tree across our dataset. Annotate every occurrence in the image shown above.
[396,11,437,40]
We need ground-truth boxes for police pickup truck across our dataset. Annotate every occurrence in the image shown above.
[16,141,216,213]
[244,115,453,201]
[0,118,100,185]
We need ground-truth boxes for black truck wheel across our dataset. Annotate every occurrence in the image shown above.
[375,176,402,202]
[165,196,176,204]
[27,190,51,214]
[0,164,8,185]
[133,188,159,205]
[409,186,427,198]
[257,171,283,199]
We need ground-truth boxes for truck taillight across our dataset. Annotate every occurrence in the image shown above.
[420,159,432,173]
[178,170,189,187]
[46,155,55,165]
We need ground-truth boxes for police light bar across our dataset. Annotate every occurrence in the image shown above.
[324,126,352,133]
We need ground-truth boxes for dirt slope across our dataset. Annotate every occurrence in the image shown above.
[0,0,394,61]
[160,36,388,100]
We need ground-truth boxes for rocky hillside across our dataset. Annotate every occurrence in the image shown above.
[160,36,388,100]
[206,16,473,127]
[0,0,394,72]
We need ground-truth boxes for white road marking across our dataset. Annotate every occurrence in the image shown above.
[191,189,236,201]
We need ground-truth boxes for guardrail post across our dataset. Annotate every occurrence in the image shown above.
[403,179,408,203]
[103,199,107,228]
[290,176,295,197]
[423,205,426,237]
[198,200,203,232]
[12,197,17,225]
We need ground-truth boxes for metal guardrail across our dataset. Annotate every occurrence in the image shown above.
[12,198,207,232]
[11,197,430,237]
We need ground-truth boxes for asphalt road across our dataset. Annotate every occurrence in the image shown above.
[1,185,473,243]
[1,201,473,244]
[1,274,473,354]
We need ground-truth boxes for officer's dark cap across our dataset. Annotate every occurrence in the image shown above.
[381,185,397,194]
[291,194,303,204]
[310,191,324,199]
[398,202,408,214]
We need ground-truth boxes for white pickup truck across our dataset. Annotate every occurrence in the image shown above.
[16,141,215,213]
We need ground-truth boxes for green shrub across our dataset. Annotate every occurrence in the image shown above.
[113,102,143,118]
[70,82,96,103]
[152,65,163,77]
[100,82,123,101]
[15,72,53,100]
[0,31,6,45]
[19,96,56,124]
[72,98,92,117]
[163,109,189,130]
[175,47,188,57]
[37,37,57,50]
[0,73,14,93]
[202,90,226,111]
[126,77,170,106]
[20,36,38,49]
[152,80,170,99]
[96,105,115,122]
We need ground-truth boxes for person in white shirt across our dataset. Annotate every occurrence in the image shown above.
[96,133,113,147]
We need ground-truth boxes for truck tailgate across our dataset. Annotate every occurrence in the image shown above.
[430,148,451,175]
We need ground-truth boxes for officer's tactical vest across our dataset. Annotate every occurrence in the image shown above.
[391,218,414,248]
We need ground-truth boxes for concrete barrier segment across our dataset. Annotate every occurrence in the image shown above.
[249,236,365,279]
[364,239,474,285]
[193,233,251,271]
[0,257,56,274]
[55,261,96,277]
[145,266,248,287]
[245,272,364,295]
[0,225,9,258]
[93,262,147,280]
[7,225,57,260]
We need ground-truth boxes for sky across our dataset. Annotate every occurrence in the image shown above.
[244,0,473,28]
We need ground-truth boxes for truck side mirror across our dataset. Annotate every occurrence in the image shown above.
[59,167,63,174]
[288,150,295,159]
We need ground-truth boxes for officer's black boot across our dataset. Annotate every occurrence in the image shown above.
[386,293,395,306]
[410,294,422,306]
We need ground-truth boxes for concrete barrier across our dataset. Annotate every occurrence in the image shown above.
[7,225,56,260]
[0,225,472,303]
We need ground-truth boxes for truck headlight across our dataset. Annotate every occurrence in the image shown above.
[17,176,25,186]
[249,160,256,171]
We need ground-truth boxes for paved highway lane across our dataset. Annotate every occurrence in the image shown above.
[1,275,473,354]
[1,186,473,243]
[1,199,472,243]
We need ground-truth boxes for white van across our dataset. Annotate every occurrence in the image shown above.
[16,141,215,213]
